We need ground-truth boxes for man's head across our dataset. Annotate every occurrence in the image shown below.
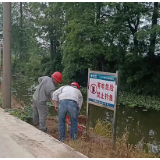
[52,71,62,84]
[70,82,80,90]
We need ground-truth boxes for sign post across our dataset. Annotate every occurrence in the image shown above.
[86,68,90,135]
[86,68,119,149]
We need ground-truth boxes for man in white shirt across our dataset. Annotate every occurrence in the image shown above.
[52,82,83,141]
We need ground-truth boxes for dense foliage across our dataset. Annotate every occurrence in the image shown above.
[1,2,160,95]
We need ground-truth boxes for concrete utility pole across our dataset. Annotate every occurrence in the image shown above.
[0,43,1,67]
[2,3,11,109]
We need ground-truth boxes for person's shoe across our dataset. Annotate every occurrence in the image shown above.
[40,128,47,133]
[33,123,39,126]
[43,128,47,133]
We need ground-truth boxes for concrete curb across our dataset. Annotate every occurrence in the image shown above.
[0,107,88,158]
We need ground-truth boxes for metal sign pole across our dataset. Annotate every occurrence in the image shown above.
[86,68,90,135]
[112,71,119,150]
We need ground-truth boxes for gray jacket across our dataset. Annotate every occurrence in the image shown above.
[33,76,55,104]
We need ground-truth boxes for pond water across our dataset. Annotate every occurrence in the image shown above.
[11,75,160,154]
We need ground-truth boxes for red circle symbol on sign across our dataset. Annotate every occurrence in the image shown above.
[90,84,97,94]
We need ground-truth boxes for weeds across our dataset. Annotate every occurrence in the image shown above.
[5,106,32,123]
[94,119,112,138]
[119,91,160,111]
[66,126,159,158]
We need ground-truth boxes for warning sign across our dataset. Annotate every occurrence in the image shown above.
[88,73,116,108]
[90,84,97,94]
[86,68,119,148]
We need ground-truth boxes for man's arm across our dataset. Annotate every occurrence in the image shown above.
[52,86,64,111]
[50,98,54,106]
[54,101,59,111]
[38,76,47,83]
[50,98,58,111]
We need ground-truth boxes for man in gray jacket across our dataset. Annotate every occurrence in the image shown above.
[32,71,62,132]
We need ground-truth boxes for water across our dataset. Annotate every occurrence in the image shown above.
[11,75,160,154]
[11,74,36,106]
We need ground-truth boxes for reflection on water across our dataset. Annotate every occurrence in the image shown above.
[12,76,160,154]
[11,75,35,106]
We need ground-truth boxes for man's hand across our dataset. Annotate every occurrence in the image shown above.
[54,101,59,111]
[55,106,58,111]
[50,99,58,111]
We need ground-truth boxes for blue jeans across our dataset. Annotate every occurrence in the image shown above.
[58,99,79,141]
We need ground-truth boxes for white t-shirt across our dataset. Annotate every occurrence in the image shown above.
[52,85,83,110]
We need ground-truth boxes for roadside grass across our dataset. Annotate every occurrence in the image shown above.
[64,118,159,158]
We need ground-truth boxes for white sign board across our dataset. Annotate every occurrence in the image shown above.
[88,72,116,110]
[86,69,118,149]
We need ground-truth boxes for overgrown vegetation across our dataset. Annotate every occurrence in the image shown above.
[119,91,160,111]
[94,119,112,138]
[4,106,32,123]
[0,2,159,96]
[66,123,159,158]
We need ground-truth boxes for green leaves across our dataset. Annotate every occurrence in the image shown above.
[119,91,160,111]
[8,2,160,96]
[5,106,33,123]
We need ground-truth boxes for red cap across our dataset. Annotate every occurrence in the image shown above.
[52,72,62,83]
[70,82,80,89]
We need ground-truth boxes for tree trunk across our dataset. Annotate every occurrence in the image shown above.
[96,2,102,20]
[20,2,23,61]
[148,2,158,58]
[50,38,54,61]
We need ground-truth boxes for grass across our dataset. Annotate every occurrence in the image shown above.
[94,119,112,138]
[65,123,159,158]
[4,106,32,123]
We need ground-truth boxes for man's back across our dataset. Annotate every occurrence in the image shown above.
[59,86,81,101]
[53,85,83,110]
[33,76,55,104]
